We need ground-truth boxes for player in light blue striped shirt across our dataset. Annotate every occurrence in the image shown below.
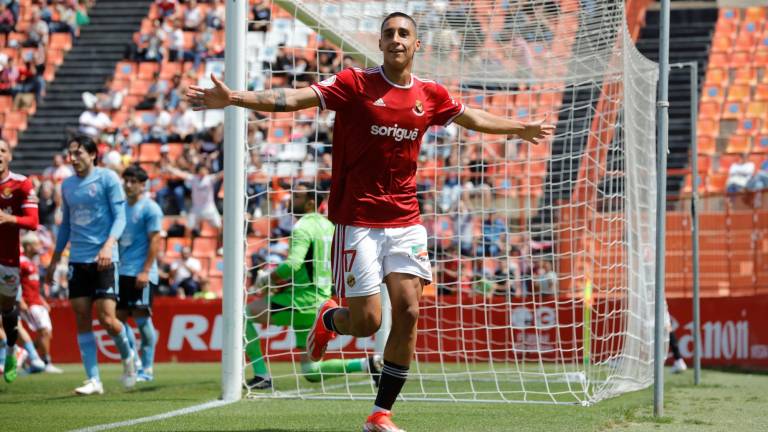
[46,136,136,395]
[116,165,163,383]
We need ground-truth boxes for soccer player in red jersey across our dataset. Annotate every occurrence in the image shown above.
[0,139,39,383]
[188,12,554,431]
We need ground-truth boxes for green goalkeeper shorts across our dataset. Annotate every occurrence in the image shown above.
[268,291,320,349]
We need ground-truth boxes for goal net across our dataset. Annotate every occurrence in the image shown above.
[238,0,659,405]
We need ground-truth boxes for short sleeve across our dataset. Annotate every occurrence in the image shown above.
[429,83,465,127]
[310,68,358,112]
[146,202,163,234]
[21,178,38,209]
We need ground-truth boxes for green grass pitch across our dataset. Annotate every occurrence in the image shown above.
[1,363,765,431]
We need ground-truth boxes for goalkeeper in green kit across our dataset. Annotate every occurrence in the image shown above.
[244,184,383,390]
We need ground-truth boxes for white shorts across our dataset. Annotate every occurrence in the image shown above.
[21,304,52,332]
[187,206,222,230]
[0,263,20,299]
[332,224,432,298]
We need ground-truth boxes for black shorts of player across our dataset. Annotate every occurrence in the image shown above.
[68,263,119,301]
[117,275,155,312]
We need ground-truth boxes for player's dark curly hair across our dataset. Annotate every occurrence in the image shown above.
[66,134,98,156]
[122,164,149,183]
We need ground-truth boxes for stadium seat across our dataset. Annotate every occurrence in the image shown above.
[710,34,733,53]
[732,67,757,85]
[192,238,218,257]
[744,6,766,23]
[114,61,136,80]
[722,101,743,120]
[165,238,190,258]
[698,101,722,121]
[706,172,728,194]
[208,276,223,298]
[701,84,725,102]
[50,33,72,51]
[754,135,768,153]
[719,154,742,173]
[139,143,162,162]
[209,258,224,278]
[4,111,27,131]
[250,217,273,237]
[198,221,219,238]
[736,117,761,135]
[729,51,751,68]
[747,101,768,118]
[725,134,751,154]
[137,62,160,80]
[755,83,768,101]
[726,83,750,102]
[708,52,728,68]
[718,7,740,23]
[696,118,720,138]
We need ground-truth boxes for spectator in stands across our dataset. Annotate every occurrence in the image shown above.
[533,259,558,296]
[747,162,768,192]
[165,163,223,238]
[481,212,506,256]
[185,21,217,69]
[169,246,206,297]
[726,153,755,194]
[182,0,204,31]
[165,73,185,109]
[0,2,14,36]
[13,59,45,105]
[50,1,80,41]
[155,0,177,20]
[23,8,49,48]
[136,71,168,110]
[270,44,293,78]
[246,150,268,218]
[171,100,200,143]
[82,76,125,113]
[78,101,113,141]
[165,18,184,62]
[206,0,225,30]
[43,153,74,182]
[139,20,166,63]
[156,146,188,215]
[145,101,173,144]
[0,56,18,95]
[36,179,58,235]
[248,0,270,33]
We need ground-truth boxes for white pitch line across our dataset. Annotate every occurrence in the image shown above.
[69,399,236,432]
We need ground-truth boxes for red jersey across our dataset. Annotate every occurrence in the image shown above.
[310,66,464,228]
[20,255,43,306]
[0,171,39,267]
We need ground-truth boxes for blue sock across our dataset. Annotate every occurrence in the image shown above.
[0,338,6,365]
[111,324,133,360]
[24,341,41,362]
[135,317,156,372]
[124,322,137,352]
[77,332,100,381]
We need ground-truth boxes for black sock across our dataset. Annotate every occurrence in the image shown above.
[322,307,344,334]
[2,306,19,347]
[374,360,409,411]
[669,332,682,360]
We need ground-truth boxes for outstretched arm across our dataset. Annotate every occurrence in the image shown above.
[454,107,556,145]
[186,73,320,112]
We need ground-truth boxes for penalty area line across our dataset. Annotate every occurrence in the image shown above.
[69,399,236,432]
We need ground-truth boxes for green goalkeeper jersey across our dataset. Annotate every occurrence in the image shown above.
[272,212,334,312]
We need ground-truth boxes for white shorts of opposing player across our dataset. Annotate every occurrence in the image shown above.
[333,224,432,298]
[187,205,222,231]
[0,263,20,298]
[21,304,52,332]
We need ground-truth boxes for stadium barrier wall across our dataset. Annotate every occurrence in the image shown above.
[42,296,768,370]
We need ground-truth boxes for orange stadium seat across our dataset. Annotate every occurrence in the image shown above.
[198,220,219,238]
[747,101,768,117]
[137,62,160,80]
[696,154,712,173]
[718,8,740,23]
[755,83,768,101]
[705,67,727,86]
[710,34,733,53]
[699,101,722,120]
[697,120,719,142]
[4,111,27,131]
[743,7,766,23]
[701,84,725,102]
[736,117,761,135]
[732,67,757,85]
[719,154,742,172]
[209,258,224,278]
[165,238,190,258]
[114,61,136,80]
[138,143,161,162]
[725,134,751,154]
[726,83,750,102]
[708,52,729,68]
[50,33,72,51]
[729,51,751,68]
[706,172,728,193]
[722,101,743,120]
[754,135,768,153]
[192,238,217,257]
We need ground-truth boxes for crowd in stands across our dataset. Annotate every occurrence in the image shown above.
[18,0,565,302]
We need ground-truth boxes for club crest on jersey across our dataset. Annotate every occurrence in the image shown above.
[318,75,336,87]
[2,273,18,285]
[346,273,356,288]
[88,184,98,197]
[412,99,424,116]
[1,187,12,199]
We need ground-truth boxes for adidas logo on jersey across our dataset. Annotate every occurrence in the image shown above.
[373,98,386,107]
[370,124,419,142]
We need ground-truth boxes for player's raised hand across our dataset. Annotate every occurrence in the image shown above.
[517,114,556,145]
[187,73,232,111]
